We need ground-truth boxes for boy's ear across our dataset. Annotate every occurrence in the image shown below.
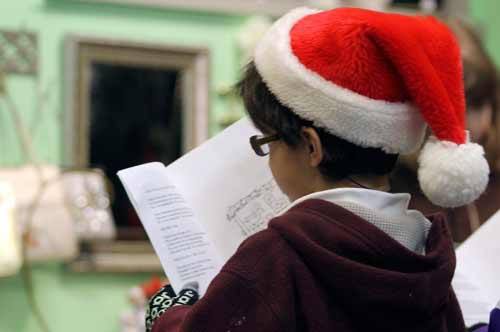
[301,127,323,167]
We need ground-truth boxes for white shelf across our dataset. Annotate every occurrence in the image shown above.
[77,0,310,16]
[75,0,468,17]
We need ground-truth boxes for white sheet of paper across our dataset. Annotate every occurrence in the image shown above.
[453,209,500,325]
[164,117,289,262]
[118,118,289,294]
[118,163,221,295]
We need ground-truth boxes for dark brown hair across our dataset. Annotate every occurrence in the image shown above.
[447,19,498,117]
[237,62,398,181]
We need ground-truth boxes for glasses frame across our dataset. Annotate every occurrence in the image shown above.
[249,134,280,156]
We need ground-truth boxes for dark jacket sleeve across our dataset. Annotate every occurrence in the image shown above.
[446,288,468,332]
[151,270,284,332]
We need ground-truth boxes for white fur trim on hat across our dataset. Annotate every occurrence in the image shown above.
[418,133,490,208]
[254,7,427,154]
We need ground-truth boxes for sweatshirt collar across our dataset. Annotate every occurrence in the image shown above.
[282,188,431,253]
[283,188,413,214]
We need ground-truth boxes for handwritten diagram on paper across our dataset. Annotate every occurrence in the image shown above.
[226,180,289,237]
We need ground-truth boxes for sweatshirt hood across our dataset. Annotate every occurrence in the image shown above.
[269,198,457,329]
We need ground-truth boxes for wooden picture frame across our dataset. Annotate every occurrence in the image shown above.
[65,36,210,167]
[64,36,210,272]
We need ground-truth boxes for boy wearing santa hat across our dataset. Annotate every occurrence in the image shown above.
[146,7,490,332]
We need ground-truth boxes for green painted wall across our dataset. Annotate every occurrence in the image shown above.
[0,0,247,166]
[0,264,151,332]
[0,1,247,332]
[470,0,500,66]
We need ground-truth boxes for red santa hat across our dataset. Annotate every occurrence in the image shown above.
[254,7,490,208]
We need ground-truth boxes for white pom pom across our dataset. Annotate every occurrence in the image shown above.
[418,135,490,208]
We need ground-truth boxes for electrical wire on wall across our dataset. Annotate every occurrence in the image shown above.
[1,74,53,332]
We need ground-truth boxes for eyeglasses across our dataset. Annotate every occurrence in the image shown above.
[249,134,280,156]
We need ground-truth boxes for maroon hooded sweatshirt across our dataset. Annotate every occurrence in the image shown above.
[152,199,466,332]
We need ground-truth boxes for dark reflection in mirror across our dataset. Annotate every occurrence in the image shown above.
[89,63,183,239]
